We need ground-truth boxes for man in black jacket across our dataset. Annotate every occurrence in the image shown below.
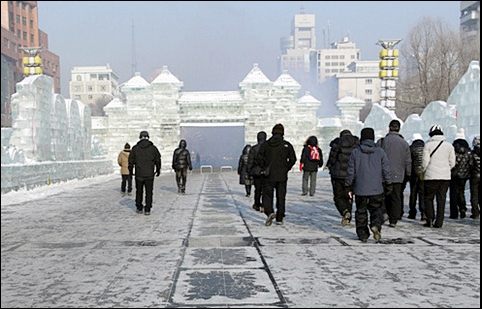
[172,139,193,194]
[128,131,161,215]
[247,131,267,212]
[258,124,297,226]
[326,129,360,225]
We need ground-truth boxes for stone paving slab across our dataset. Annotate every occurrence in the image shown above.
[1,170,480,308]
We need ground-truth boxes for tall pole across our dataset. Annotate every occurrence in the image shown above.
[377,39,401,111]
[131,20,137,77]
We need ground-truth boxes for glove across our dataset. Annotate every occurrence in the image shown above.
[189,166,192,171]
[385,183,393,196]
[299,162,303,171]
[155,170,160,177]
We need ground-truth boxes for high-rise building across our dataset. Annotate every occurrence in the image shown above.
[0,0,60,127]
[278,7,317,92]
[69,65,120,115]
[460,1,480,40]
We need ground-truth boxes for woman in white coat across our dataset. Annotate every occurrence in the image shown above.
[422,125,456,228]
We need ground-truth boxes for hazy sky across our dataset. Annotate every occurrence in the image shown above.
[38,1,461,97]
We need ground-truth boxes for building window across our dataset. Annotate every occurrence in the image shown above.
[88,95,93,100]
[332,55,339,59]
[88,86,93,91]
[365,99,372,104]
[331,69,338,73]
[74,86,80,91]
[99,74,109,80]
[340,55,345,59]
[351,55,356,59]
[22,31,27,40]
[340,62,345,67]
[365,89,373,95]
[90,74,97,79]
[17,29,21,38]
[76,75,82,81]
[3,38,8,48]
[22,16,26,25]
[30,34,34,43]
[100,86,106,91]
[365,79,373,84]
[30,20,33,28]
[16,14,20,23]
[325,69,330,73]
[325,55,330,59]
[74,95,81,100]
[21,2,26,9]
[15,1,19,7]
[325,62,330,66]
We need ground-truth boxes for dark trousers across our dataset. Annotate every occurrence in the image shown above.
[354,194,385,240]
[175,168,188,193]
[424,180,450,227]
[135,177,154,211]
[252,176,263,207]
[409,175,425,217]
[302,171,318,196]
[385,183,403,224]
[331,178,353,217]
[470,177,480,217]
[449,177,468,217]
[262,180,287,222]
[121,174,132,193]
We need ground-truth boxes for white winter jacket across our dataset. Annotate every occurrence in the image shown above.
[422,135,456,180]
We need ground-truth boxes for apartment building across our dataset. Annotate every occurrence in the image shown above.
[278,9,317,91]
[460,0,480,40]
[69,65,120,111]
[1,0,60,127]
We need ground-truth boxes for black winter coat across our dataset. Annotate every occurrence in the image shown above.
[327,134,360,179]
[172,140,192,171]
[128,139,161,179]
[300,145,323,172]
[238,145,253,185]
[258,134,296,182]
[410,139,425,176]
[247,134,267,178]
[452,139,471,179]
[470,145,480,180]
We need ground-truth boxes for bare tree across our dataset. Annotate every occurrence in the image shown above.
[89,95,113,116]
[396,16,477,120]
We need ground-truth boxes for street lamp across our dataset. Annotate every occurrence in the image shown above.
[20,46,43,76]
[377,39,401,110]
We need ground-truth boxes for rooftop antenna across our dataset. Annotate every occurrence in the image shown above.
[327,20,331,47]
[131,19,137,77]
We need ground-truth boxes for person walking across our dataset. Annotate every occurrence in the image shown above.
[469,135,480,219]
[299,135,323,197]
[345,127,392,243]
[449,129,471,219]
[172,139,193,194]
[117,142,133,197]
[128,131,162,215]
[326,129,360,225]
[422,125,456,228]
[247,131,267,212]
[377,119,411,227]
[238,144,254,197]
[408,133,426,221]
[258,123,297,226]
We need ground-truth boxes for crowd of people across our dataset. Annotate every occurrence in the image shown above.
[120,123,480,242]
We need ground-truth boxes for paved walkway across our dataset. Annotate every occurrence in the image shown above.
[1,170,480,308]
